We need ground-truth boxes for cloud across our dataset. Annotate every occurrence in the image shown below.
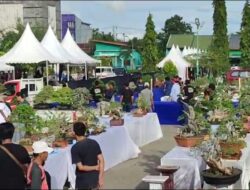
[99,1,126,12]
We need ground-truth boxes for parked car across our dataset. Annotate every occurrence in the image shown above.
[4,78,44,109]
[113,68,127,76]
[95,66,116,78]
[226,68,250,83]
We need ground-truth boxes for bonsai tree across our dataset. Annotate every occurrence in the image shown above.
[137,95,150,112]
[72,87,92,109]
[10,104,43,136]
[51,87,73,105]
[163,60,178,78]
[34,85,54,104]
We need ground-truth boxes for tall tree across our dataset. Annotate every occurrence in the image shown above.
[157,15,193,58]
[141,13,159,72]
[240,0,250,68]
[210,0,229,75]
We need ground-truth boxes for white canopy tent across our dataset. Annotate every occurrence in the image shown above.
[41,26,82,81]
[0,23,62,84]
[61,29,101,80]
[157,45,191,81]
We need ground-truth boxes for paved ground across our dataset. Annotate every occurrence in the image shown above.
[104,126,179,189]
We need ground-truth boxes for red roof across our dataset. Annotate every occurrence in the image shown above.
[91,39,128,47]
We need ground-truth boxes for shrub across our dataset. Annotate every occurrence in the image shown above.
[163,60,178,77]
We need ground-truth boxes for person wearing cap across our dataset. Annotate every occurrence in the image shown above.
[139,82,154,111]
[71,122,105,189]
[27,141,53,190]
[0,122,31,189]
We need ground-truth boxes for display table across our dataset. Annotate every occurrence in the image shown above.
[160,146,206,189]
[123,113,163,147]
[44,126,140,189]
[154,101,183,125]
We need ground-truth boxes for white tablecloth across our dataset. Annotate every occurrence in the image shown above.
[160,146,206,189]
[123,113,163,147]
[44,126,140,189]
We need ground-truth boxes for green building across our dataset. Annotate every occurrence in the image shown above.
[166,34,241,65]
[92,40,142,70]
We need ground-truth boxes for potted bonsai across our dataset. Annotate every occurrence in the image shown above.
[217,119,246,160]
[192,137,242,186]
[51,87,74,110]
[133,96,150,117]
[109,104,124,126]
[72,87,92,110]
[33,86,54,109]
[174,103,205,147]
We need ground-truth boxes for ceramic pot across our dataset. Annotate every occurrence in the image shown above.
[202,168,242,186]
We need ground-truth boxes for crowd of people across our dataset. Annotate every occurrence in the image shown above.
[0,121,105,190]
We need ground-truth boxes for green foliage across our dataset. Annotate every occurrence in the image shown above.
[34,86,54,104]
[0,20,46,53]
[142,74,152,83]
[157,15,193,58]
[240,1,250,68]
[10,104,40,135]
[99,57,112,66]
[162,60,178,77]
[72,87,92,109]
[137,95,150,111]
[92,28,115,41]
[51,87,73,105]
[141,13,159,72]
[210,0,229,76]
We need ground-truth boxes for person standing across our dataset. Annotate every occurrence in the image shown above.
[71,122,105,189]
[164,76,173,96]
[27,141,53,190]
[91,80,104,103]
[139,82,154,111]
[0,122,31,189]
[183,80,195,103]
[16,92,30,105]
[136,78,144,93]
[170,76,181,102]
[120,83,133,112]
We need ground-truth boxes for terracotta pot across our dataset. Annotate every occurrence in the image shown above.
[220,141,242,160]
[221,151,242,160]
[53,139,68,148]
[174,135,203,147]
[110,119,124,126]
[244,122,250,133]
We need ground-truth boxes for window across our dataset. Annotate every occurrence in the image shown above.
[231,71,239,77]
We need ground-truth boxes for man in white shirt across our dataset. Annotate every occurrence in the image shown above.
[170,76,181,102]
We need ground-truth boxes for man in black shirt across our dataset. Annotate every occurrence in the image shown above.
[0,122,31,189]
[71,122,105,189]
[120,83,133,112]
[91,80,104,103]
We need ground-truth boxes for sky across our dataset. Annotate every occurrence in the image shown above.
[61,1,245,40]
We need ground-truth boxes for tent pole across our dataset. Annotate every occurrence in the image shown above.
[85,62,87,80]
[13,68,15,80]
[67,63,70,81]
[46,61,49,85]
